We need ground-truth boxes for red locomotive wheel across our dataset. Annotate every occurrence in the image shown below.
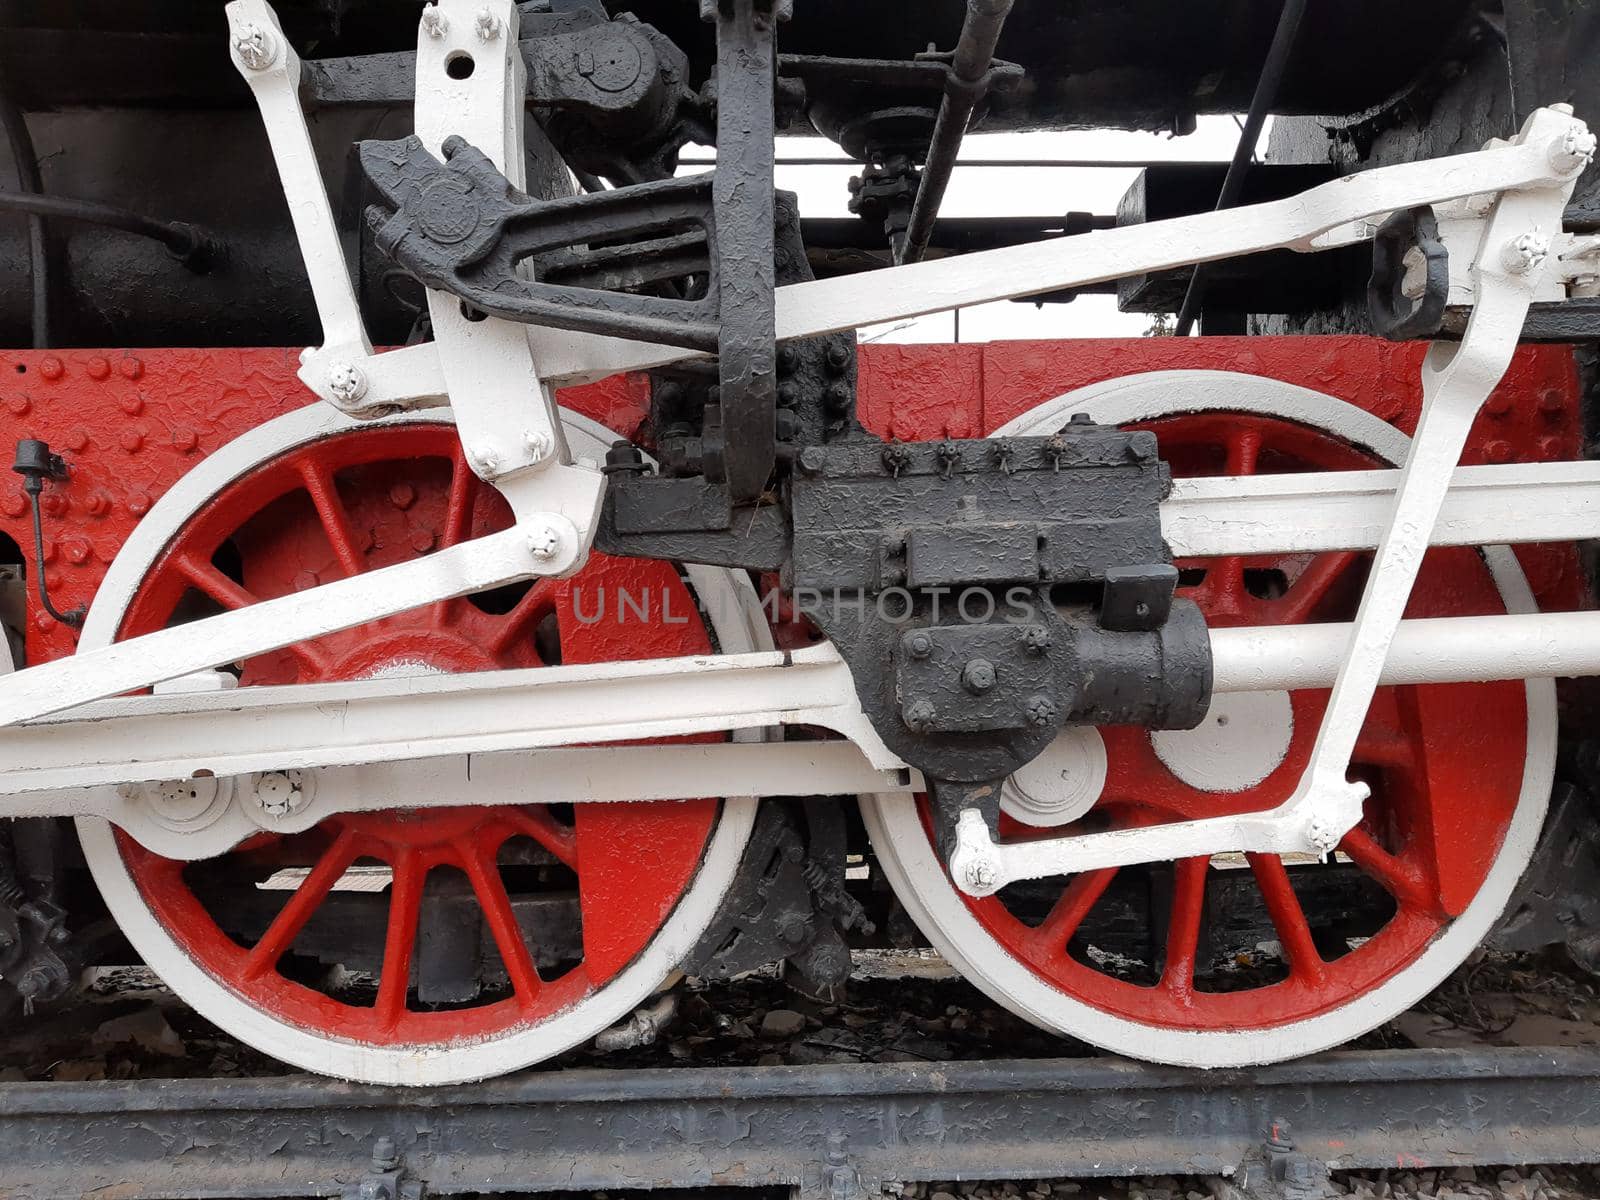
[961,413,1525,1028]
[862,375,1554,1065]
[76,411,757,1083]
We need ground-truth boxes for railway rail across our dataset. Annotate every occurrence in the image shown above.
[1,1045,1597,1200]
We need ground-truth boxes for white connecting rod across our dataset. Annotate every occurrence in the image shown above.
[0,528,571,728]
[5,608,1600,811]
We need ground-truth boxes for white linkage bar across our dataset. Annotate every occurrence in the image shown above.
[351,110,1600,398]
[947,106,1597,896]
[7,609,1600,856]
[0,528,561,728]
[224,2,373,397]
[1163,460,1600,557]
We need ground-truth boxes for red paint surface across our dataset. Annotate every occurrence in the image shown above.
[2,337,1584,667]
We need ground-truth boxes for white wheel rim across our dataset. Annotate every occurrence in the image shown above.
[861,369,1555,1067]
[75,403,762,1085]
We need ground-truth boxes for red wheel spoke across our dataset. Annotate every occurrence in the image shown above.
[241,828,359,980]
[1339,827,1436,914]
[297,459,366,578]
[1276,551,1359,624]
[1198,556,1248,617]
[506,806,578,869]
[440,444,480,550]
[1159,856,1208,998]
[1025,867,1118,956]
[462,846,543,1006]
[1246,853,1327,986]
[431,448,480,626]
[173,551,258,611]
[486,580,562,656]
[375,850,425,1030]
[1226,427,1263,476]
[173,552,332,673]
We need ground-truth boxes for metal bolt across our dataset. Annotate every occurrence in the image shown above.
[1501,229,1552,275]
[474,445,501,475]
[420,5,449,37]
[904,699,937,733]
[796,446,826,475]
[527,522,562,561]
[963,859,997,891]
[87,357,110,381]
[1550,125,1598,174]
[388,483,416,510]
[905,631,933,659]
[474,7,502,40]
[233,22,277,69]
[961,658,997,694]
[38,357,63,381]
[371,1136,400,1171]
[327,361,369,405]
[119,357,144,381]
[254,771,306,818]
[1021,625,1050,654]
[1305,813,1339,853]
[1024,694,1058,727]
[525,430,554,462]
[1265,1118,1295,1153]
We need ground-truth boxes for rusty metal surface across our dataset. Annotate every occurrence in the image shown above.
[0,1046,1597,1199]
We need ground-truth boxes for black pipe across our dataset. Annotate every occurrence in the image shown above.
[895,0,1015,265]
[1173,0,1308,336]
[0,191,221,272]
[0,73,48,348]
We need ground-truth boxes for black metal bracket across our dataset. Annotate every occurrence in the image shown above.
[701,0,783,505]
[363,137,721,349]
[362,0,787,506]
[342,1136,424,1200]
[1368,204,1449,341]
[10,438,84,629]
[790,424,1212,793]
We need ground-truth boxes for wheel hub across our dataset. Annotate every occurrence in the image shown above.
[1152,689,1295,794]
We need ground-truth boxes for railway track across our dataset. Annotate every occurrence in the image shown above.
[0,1045,1596,1200]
